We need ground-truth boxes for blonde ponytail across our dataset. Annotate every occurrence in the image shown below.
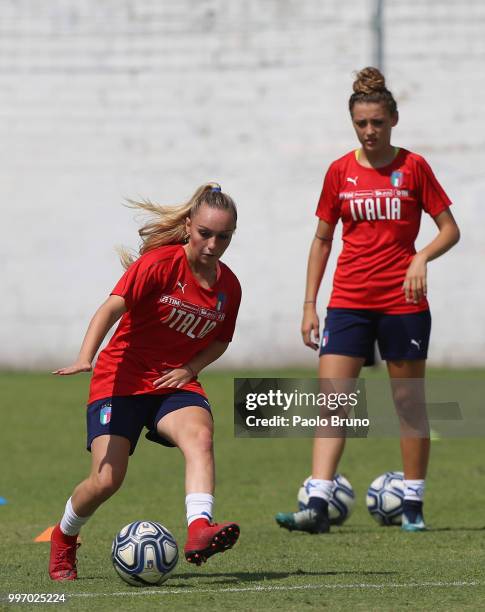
[118,182,237,269]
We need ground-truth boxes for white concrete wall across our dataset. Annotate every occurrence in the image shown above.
[1,0,484,369]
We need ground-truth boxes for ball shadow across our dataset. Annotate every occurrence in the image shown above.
[169,568,398,587]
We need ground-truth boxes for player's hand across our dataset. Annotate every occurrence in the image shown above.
[403,253,427,304]
[301,304,320,350]
[52,361,92,375]
[153,366,195,389]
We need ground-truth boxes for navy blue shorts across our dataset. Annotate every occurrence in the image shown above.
[86,391,212,455]
[319,308,431,365]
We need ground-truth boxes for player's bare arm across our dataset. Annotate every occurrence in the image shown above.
[302,219,335,350]
[52,295,127,375]
[403,209,460,303]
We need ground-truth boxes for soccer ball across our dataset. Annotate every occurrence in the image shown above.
[112,521,178,586]
[297,474,355,525]
[366,471,404,526]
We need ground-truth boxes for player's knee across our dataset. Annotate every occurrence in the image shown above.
[195,426,214,453]
[394,388,429,432]
[393,387,422,414]
[185,426,214,455]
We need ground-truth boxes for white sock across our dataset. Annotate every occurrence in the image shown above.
[403,479,426,502]
[306,478,334,502]
[59,497,92,536]
[186,493,214,526]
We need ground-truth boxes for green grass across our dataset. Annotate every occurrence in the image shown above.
[1,369,485,611]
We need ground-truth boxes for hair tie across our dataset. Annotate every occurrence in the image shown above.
[211,186,222,193]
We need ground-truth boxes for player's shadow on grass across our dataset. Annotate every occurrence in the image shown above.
[342,525,485,533]
[170,569,397,586]
[428,526,485,532]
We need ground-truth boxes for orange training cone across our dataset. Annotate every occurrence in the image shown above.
[34,526,55,542]
[34,525,82,543]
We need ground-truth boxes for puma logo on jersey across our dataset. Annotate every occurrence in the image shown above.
[177,281,187,294]
[410,339,422,350]
[346,176,358,186]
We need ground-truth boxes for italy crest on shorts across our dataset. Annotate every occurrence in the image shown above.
[390,171,403,187]
[100,403,112,425]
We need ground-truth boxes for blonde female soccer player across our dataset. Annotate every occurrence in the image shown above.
[276,67,460,534]
[49,184,241,580]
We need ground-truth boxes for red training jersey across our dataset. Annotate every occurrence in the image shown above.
[88,244,241,404]
[315,148,452,313]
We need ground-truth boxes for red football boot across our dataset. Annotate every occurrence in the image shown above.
[49,524,80,581]
[184,518,240,566]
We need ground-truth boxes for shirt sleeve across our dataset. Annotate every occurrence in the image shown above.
[315,162,341,225]
[217,277,242,343]
[111,252,168,309]
[415,155,452,217]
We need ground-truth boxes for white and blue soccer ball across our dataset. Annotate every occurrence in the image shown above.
[111,520,178,586]
[298,474,355,525]
[366,471,404,526]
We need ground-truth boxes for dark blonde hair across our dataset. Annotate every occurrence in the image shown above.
[119,182,237,269]
[349,67,397,116]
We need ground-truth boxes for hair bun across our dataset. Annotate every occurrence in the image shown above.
[353,67,386,95]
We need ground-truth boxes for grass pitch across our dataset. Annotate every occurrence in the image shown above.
[1,369,484,611]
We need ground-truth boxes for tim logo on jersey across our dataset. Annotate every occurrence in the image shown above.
[160,294,225,340]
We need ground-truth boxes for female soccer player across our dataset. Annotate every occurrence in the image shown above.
[276,67,460,534]
[49,183,241,580]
